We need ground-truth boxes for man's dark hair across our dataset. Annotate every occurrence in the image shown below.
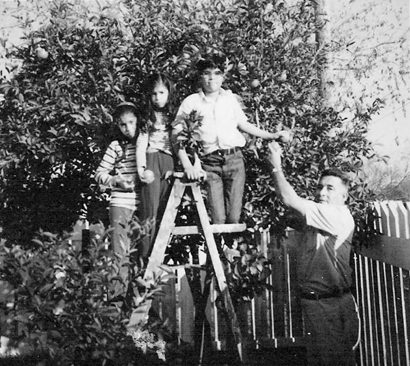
[320,168,351,187]
[196,54,228,73]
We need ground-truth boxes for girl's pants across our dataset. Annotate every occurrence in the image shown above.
[139,151,174,258]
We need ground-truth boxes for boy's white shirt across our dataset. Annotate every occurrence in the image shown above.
[176,88,247,155]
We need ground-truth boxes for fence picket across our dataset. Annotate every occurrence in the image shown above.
[387,201,400,238]
[396,202,409,239]
[379,202,391,236]
[373,202,383,234]
[404,202,410,238]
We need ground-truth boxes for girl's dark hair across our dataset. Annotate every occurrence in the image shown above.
[141,72,176,132]
[113,102,138,122]
[111,101,139,143]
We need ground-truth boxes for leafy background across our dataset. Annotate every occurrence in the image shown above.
[0,0,379,245]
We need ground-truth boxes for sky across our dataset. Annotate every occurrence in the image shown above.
[324,0,410,170]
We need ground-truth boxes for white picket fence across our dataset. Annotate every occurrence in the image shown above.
[170,201,410,365]
[356,201,410,366]
[171,229,305,349]
[372,201,410,239]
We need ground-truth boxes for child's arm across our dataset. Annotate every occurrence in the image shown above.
[95,142,119,188]
[232,92,290,142]
[177,149,204,180]
[238,120,292,142]
[136,133,154,184]
[238,120,283,140]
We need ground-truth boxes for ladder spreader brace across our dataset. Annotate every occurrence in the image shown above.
[143,172,246,363]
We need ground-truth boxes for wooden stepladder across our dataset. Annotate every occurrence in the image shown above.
[143,172,246,363]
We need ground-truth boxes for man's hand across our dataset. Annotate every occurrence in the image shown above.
[267,141,283,171]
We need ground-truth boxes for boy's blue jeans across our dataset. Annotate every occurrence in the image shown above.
[201,149,245,224]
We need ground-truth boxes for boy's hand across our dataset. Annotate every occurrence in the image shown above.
[270,130,292,143]
[276,130,292,143]
[184,165,205,181]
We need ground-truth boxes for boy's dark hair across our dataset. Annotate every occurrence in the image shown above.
[320,168,351,188]
[196,54,229,74]
[141,72,176,131]
[112,102,138,122]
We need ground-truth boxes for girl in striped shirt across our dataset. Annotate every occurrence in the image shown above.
[95,102,139,261]
[136,73,176,258]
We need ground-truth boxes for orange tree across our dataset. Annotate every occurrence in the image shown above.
[0,0,378,280]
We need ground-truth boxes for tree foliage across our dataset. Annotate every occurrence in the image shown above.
[0,0,378,247]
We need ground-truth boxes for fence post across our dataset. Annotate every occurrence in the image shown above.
[81,219,90,272]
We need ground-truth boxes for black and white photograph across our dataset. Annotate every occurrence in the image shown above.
[0,0,409,364]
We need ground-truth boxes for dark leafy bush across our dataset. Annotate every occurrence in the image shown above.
[0,0,378,246]
[0,224,183,365]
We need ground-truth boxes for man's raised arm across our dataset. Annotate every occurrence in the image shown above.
[267,141,307,217]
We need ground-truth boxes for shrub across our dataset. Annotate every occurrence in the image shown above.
[0,224,180,365]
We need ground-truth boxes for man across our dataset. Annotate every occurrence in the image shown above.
[267,141,360,365]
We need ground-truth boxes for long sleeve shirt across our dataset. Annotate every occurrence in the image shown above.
[95,140,138,210]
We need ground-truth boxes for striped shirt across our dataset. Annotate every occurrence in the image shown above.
[95,140,138,210]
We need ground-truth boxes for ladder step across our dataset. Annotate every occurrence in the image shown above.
[173,223,247,235]
[166,263,206,270]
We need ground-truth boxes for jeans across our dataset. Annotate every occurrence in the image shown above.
[109,206,134,297]
[201,149,245,224]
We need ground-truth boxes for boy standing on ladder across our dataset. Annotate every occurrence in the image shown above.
[172,54,290,363]
[173,54,287,226]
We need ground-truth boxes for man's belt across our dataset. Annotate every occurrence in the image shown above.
[208,147,242,156]
[300,288,351,300]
